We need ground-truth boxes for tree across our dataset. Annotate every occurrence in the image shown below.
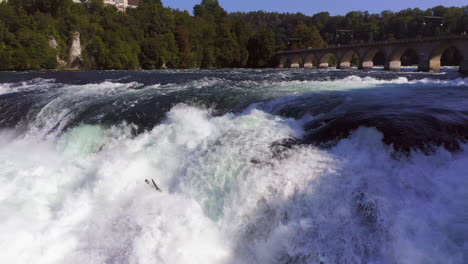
[0,0,467,70]
[194,0,227,23]
[175,25,192,68]
[291,23,326,49]
[247,29,276,68]
[139,33,178,69]
[9,0,74,16]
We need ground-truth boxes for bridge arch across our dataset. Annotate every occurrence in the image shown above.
[278,56,288,69]
[278,56,287,68]
[276,36,468,73]
[288,54,302,68]
[428,44,464,72]
[361,48,387,70]
[319,52,338,69]
[338,49,360,69]
[278,54,302,68]
[386,47,421,71]
[303,53,317,68]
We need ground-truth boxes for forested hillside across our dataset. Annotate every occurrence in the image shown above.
[0,0,466,70]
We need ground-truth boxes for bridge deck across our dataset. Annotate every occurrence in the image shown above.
[276,35,468,55]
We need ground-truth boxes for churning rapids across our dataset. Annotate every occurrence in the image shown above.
[0,68,468,264]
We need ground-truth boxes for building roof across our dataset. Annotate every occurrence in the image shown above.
[128,0,140,6]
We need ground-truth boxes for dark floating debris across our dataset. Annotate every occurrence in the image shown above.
[145,179,162,192]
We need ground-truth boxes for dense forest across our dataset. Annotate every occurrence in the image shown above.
[0,0,467,70]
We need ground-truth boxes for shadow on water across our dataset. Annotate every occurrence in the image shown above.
[256,83,468,154]
[231,189,389,263]
[228,130,468,263]
[229,140,393,263]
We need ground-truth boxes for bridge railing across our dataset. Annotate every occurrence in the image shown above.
[276,34,468,55]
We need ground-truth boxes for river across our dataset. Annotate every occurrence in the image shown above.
[0,68,467,263]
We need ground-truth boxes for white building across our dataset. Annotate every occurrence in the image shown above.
[0,0,140,10]
[72,0,140,11]
[103,0,140,11]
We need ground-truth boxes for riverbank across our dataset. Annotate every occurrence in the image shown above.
[1,2,466,71]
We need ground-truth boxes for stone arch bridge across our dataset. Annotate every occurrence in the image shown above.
[276,35,468,73]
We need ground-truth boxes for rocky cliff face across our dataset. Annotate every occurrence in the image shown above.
[69,31,82,68]
[48,37,66,66]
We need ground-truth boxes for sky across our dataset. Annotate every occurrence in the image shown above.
[162,0,468,16]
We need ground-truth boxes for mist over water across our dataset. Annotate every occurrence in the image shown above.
[0,69,467,264]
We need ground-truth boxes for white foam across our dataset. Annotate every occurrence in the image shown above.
[0,78,57,95]
[1,72,468,263]
[272,75,468,92]
[0,105,467,263]
[169,75,468,95]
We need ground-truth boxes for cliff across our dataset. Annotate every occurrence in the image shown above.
[69,32,83,69]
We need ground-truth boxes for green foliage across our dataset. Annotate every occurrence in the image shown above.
[291,24,326,49]
[247,29,276,68]
[194,0,227,23]
[0,1,467,71]
[140,33,179,69]
[9,0,74,15]
[175,25,192,68]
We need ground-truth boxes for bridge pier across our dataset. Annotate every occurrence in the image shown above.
[385,60,401,71]
[276,36,468,72]
[319,62,329,69]
[460,59,468,74]
[303,54,316,69]
[360,61,373,70]
[338,62,351,69]
[417,59,441,72]
[290,63,300,68]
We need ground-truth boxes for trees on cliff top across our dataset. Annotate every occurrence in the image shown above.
[0,0,466,70]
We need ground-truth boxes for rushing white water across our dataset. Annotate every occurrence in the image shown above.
[0,78,57,95]
[0,72,468,263]
[0,104,467,263]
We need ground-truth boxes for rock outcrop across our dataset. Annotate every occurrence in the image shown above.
[69,31,83,69]
[48,36,67,66]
